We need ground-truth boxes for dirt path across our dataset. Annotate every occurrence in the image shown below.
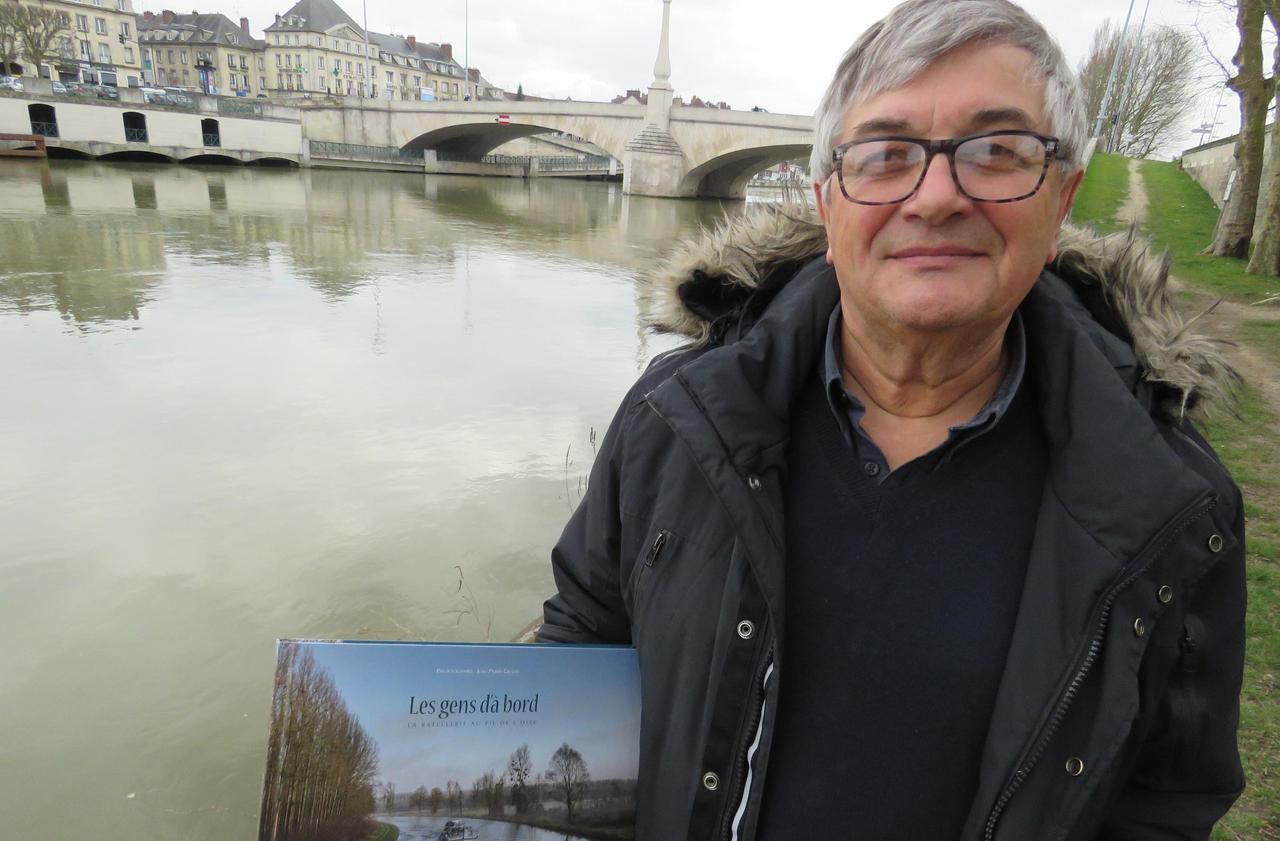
[1120,158,1280,425]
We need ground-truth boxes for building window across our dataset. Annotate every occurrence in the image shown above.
[80,40,91,59]
[257,57,264,70]
[357,62,362,76]
[385,70,392,84]
[317,56,324,71]
[227,54,235,68]
[92,0,103,6]
[120,21,130,39]
[76,14,88,32]
[180,51,188,64]
[240,56,247,69]
[291,33,298,45]
[182,68,189,81]
[345,60,352,74]
[124,47,133,63]
[259,76,266,89]
[168,50,174,63]
[116,0,124,8]
[275,54,281,67]
[95,18,107,35]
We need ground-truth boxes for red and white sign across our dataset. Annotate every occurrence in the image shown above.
[495,114,511,126]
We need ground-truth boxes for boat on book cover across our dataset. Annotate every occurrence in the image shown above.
[258,640,641,841]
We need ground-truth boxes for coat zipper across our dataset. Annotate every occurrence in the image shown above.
[981,494,1215,841]
[634,530,669,601]
[719,642,775,841]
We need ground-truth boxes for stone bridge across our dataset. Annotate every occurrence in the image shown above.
[299,99,813,199]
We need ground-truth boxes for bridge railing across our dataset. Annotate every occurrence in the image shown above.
[309,140,425,163]
[537,155,615,172]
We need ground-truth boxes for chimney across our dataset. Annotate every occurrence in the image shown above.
[627,89,640,99]
[162,9,175,24]
[406,35,415,49]
[143,10,154,21]
[468,68,479,82]
[439,42,452,61]
[240,16,249,34]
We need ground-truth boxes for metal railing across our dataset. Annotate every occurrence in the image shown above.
[217,99,262,117]
[124,127,148,142]
[308,140,424,162]
[434,150,531,165]
[202,133,221,147]
[29,121,59,138]
[537,155,614,172]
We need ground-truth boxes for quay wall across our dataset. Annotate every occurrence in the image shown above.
[1181,130,1274,231]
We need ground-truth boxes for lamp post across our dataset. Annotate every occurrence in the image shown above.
[362,0,370,98]
[463,0,470,101]
[1092,0,1136,140]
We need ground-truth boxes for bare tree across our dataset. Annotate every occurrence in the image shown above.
[1078,20,1200,159]
[1204,0,1273,257]
[11,3,67,76]
[429,786,443,815]
[546,743,590,823]
[381,781,396,811]
[509,744,533,814]
[0,4,21,75]
[1248,2,1280,273]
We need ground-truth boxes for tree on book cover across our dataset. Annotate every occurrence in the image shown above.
[258,640,641,841]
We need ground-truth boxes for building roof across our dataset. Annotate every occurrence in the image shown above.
[265,0,363,35]
[138,12,266,50]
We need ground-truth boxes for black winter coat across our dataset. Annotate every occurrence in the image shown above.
[540,210,1247,841]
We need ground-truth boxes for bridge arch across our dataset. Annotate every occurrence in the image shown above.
[679,143,812,199]
[401,120,626,162]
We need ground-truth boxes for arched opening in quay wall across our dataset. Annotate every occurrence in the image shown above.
[27,104,58,138]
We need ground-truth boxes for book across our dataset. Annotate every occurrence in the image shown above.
[258,639,641,841]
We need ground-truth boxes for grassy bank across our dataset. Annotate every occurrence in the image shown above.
[1139,160,1280,299]
[1069,152,1129,233]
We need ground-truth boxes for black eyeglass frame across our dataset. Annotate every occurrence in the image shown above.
[830,129,1061,206]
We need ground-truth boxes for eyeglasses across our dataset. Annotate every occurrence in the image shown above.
[831,130,1060,205]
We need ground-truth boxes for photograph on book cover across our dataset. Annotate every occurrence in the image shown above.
[259,640,640,841]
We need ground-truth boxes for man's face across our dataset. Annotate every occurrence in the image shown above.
[814,42,1082,336]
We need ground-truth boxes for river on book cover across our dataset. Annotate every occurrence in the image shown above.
[258,640,641,841]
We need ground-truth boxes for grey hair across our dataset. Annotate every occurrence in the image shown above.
[810,0,1087,192]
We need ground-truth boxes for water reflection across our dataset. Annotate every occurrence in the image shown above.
[0,159,741,841]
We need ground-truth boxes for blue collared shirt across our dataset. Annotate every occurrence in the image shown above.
[822,304,1027,485]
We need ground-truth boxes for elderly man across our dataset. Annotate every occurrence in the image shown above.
[540,1,1246,839]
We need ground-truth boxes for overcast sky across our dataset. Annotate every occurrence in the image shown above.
[153,0,1245,158]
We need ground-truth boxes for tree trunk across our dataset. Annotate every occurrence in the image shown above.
[1206,0,1270,258]
[1249,16,1280,274]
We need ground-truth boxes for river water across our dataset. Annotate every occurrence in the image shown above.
[0,160,748,840]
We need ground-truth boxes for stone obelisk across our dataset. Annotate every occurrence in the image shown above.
[623,0,685,197]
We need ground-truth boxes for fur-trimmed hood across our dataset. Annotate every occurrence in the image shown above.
[639,205,1238,420]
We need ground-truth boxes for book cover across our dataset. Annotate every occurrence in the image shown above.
[258,639,641,841]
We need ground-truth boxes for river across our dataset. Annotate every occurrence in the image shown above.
[0,160,750,840]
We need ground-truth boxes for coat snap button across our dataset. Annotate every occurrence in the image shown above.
[702,771,720,791]
[1065,757,1085,777]
[737,620,754,640]
[1158,585,1173,604]
[1133,617,1146,637]
[747,475,762,491]
[1208,533,1224,553]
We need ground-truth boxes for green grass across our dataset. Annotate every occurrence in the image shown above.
[363,822,400,841]
[1200,384,1280,841]
[1139,160,1280,300]
[1071,152,1130,233]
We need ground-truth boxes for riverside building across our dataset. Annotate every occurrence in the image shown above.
[137,11,267,95]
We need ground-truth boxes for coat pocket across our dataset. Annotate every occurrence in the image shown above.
[627,527,672,622]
